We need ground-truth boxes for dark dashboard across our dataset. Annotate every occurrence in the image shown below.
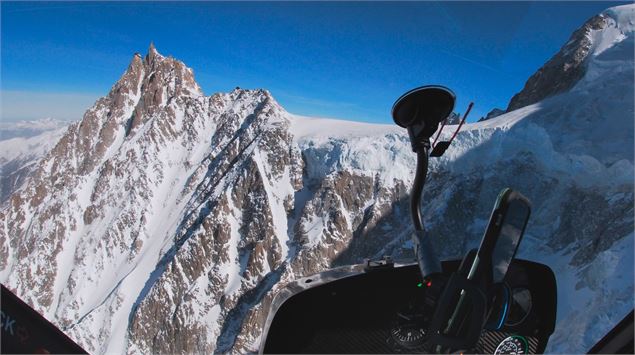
[261,259,556,354]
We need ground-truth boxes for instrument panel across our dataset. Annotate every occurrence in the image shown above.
[261,259,556,354]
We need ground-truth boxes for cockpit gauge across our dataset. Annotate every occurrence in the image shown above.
[494,335,528,355]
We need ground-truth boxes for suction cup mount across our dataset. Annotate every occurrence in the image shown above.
[392,85,456,152]
[391,85,455,280]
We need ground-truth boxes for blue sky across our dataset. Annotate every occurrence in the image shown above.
[1,1,628,123]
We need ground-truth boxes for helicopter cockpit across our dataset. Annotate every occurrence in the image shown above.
[260,86,558,354]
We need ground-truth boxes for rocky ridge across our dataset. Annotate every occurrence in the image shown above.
[507,12,609,111]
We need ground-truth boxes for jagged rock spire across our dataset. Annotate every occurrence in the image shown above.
[109,43,202,118]
[146,41,162,66]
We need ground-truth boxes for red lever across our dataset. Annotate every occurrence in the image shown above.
[449,102,474,143]
[429,102,474,157]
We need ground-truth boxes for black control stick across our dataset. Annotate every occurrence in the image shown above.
[391,85,456,279]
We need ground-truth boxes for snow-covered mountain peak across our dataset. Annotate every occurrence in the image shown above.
[137,44,202,110]
[105,43,202,126]
[605,4,635,33]
[506,5,633,111]
[588,4,635,57]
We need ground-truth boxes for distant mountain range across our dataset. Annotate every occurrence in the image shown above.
[1,4,633,354]
[0,119,69,202]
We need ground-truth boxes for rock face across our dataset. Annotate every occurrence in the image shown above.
[477,108,505,122]
[445,112,462,125]
[507,13,608,111]
[0,5,633,355]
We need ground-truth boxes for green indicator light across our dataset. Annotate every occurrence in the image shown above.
[417,282,423,288]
